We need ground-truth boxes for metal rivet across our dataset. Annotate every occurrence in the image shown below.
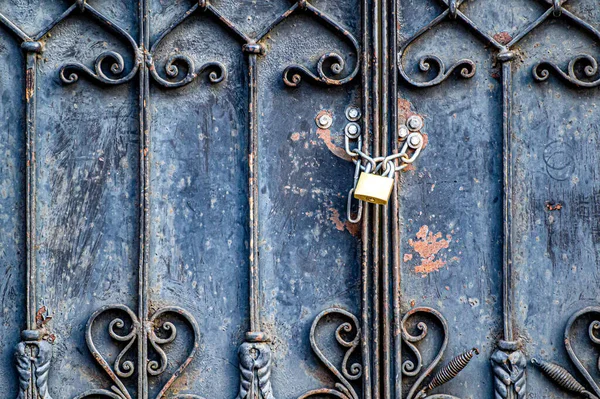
[399,126,409,139]
[410,135,422,146]
[345,106,361,121]
[407,115,423,131]
[316,113,333,129]
[345,122,360,138]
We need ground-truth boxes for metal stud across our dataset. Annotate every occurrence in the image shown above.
[399,125,409,139]
[407,115,423,131]
[345,122,361,138]
[345,106,361,121]
[316,113,333,129]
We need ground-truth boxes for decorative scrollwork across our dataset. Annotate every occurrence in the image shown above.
[491,341,526,399]
[397,9,477,88]
[283,2,360,87]
[531,8,600,88]
[73,304,203,399]
[533,306,600,399]
[297,308,362,399]
[59,3,142,85]
[533,54,600,88]
[402,307,478,399]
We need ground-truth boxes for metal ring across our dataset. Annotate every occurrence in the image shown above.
[347,189,363,223]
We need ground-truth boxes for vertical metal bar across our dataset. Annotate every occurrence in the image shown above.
[380,0,392,396]
[371,0,381,392]
[139,2,150,398]
[361,0,372,397]
[390,0,402,396]
[24,49,38,332]
[502,60,514,344]
[248,52,260,333]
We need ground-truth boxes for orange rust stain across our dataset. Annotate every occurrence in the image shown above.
[316,128,352,162]
[403,253,413,262]
[290,132,301,141]
[328,208,359,237]
[25,68,34,101]
[408,225,452,275]
[313,110,353,162]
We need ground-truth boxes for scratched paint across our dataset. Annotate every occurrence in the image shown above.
[408,225,452,275]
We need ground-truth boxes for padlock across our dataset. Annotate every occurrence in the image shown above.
[354,163,395,205]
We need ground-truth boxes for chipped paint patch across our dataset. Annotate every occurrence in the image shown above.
[328,208,359,236]
[408,225,453,275]
[314,110,353,162]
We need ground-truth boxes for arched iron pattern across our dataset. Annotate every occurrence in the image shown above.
[1,1,361,399]
[396,1,600,398]
[532,306,600,398]
[400,307,478,399]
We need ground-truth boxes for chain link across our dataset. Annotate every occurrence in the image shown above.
[345,123,425,223]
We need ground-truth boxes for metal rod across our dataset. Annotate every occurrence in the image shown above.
[24,48,38,334]
[502,60,514,343]
[248,52,260,333]
[381,0,392,394]
[390,0,403,396]
[372,0,382,394]
[361,0,372,397]
[139,2,150,398]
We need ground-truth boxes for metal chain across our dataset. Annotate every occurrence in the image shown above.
[345,120,425,223]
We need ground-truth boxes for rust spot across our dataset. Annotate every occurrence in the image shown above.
[493,31,513,45]
[545,201,563,211]
[290,132,301,141]
[403,253,413,262]
[314,110,352,162]
[328,208,359,236]
[25,68,34,101]
[408,225,453,275]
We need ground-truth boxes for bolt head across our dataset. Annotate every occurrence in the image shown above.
[410,135,422,146]
[407,115,423,131]
[346,106,361,121]
[317,114,333,129]
[399,126,409,139]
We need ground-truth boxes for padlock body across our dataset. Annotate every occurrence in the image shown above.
[354,172,394,205]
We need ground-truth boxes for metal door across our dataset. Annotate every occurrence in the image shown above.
[1,0,600,398]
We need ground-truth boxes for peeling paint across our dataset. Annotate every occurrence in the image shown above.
[408,225,453,275]
[328,208,359,236]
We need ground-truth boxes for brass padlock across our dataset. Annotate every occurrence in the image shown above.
[354,166,394,205]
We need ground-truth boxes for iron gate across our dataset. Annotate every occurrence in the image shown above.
[1,0,600,398]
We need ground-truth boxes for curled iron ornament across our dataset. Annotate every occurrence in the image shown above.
[397,7,476,88]
[59,2,142,85]
[402,307,478,399]
[533,306,600,398]
[73,304,204,399]
[282,1,360,87]
[297,308,362,399]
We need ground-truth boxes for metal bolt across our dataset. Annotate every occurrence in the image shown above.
[345,106,361,121]
[399,126,409,139]
[345,122,360,138]
[407,115,423,131]
[410,134,422,147]
[316,113,333,129]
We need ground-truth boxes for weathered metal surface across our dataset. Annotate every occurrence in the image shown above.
[3,0,600,398]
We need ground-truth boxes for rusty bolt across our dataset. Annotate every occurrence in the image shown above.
[399,125,409,139]
[345,122,360,138]
[316,114,333,129]
[345,106,361,121]
[407,115,423,131]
